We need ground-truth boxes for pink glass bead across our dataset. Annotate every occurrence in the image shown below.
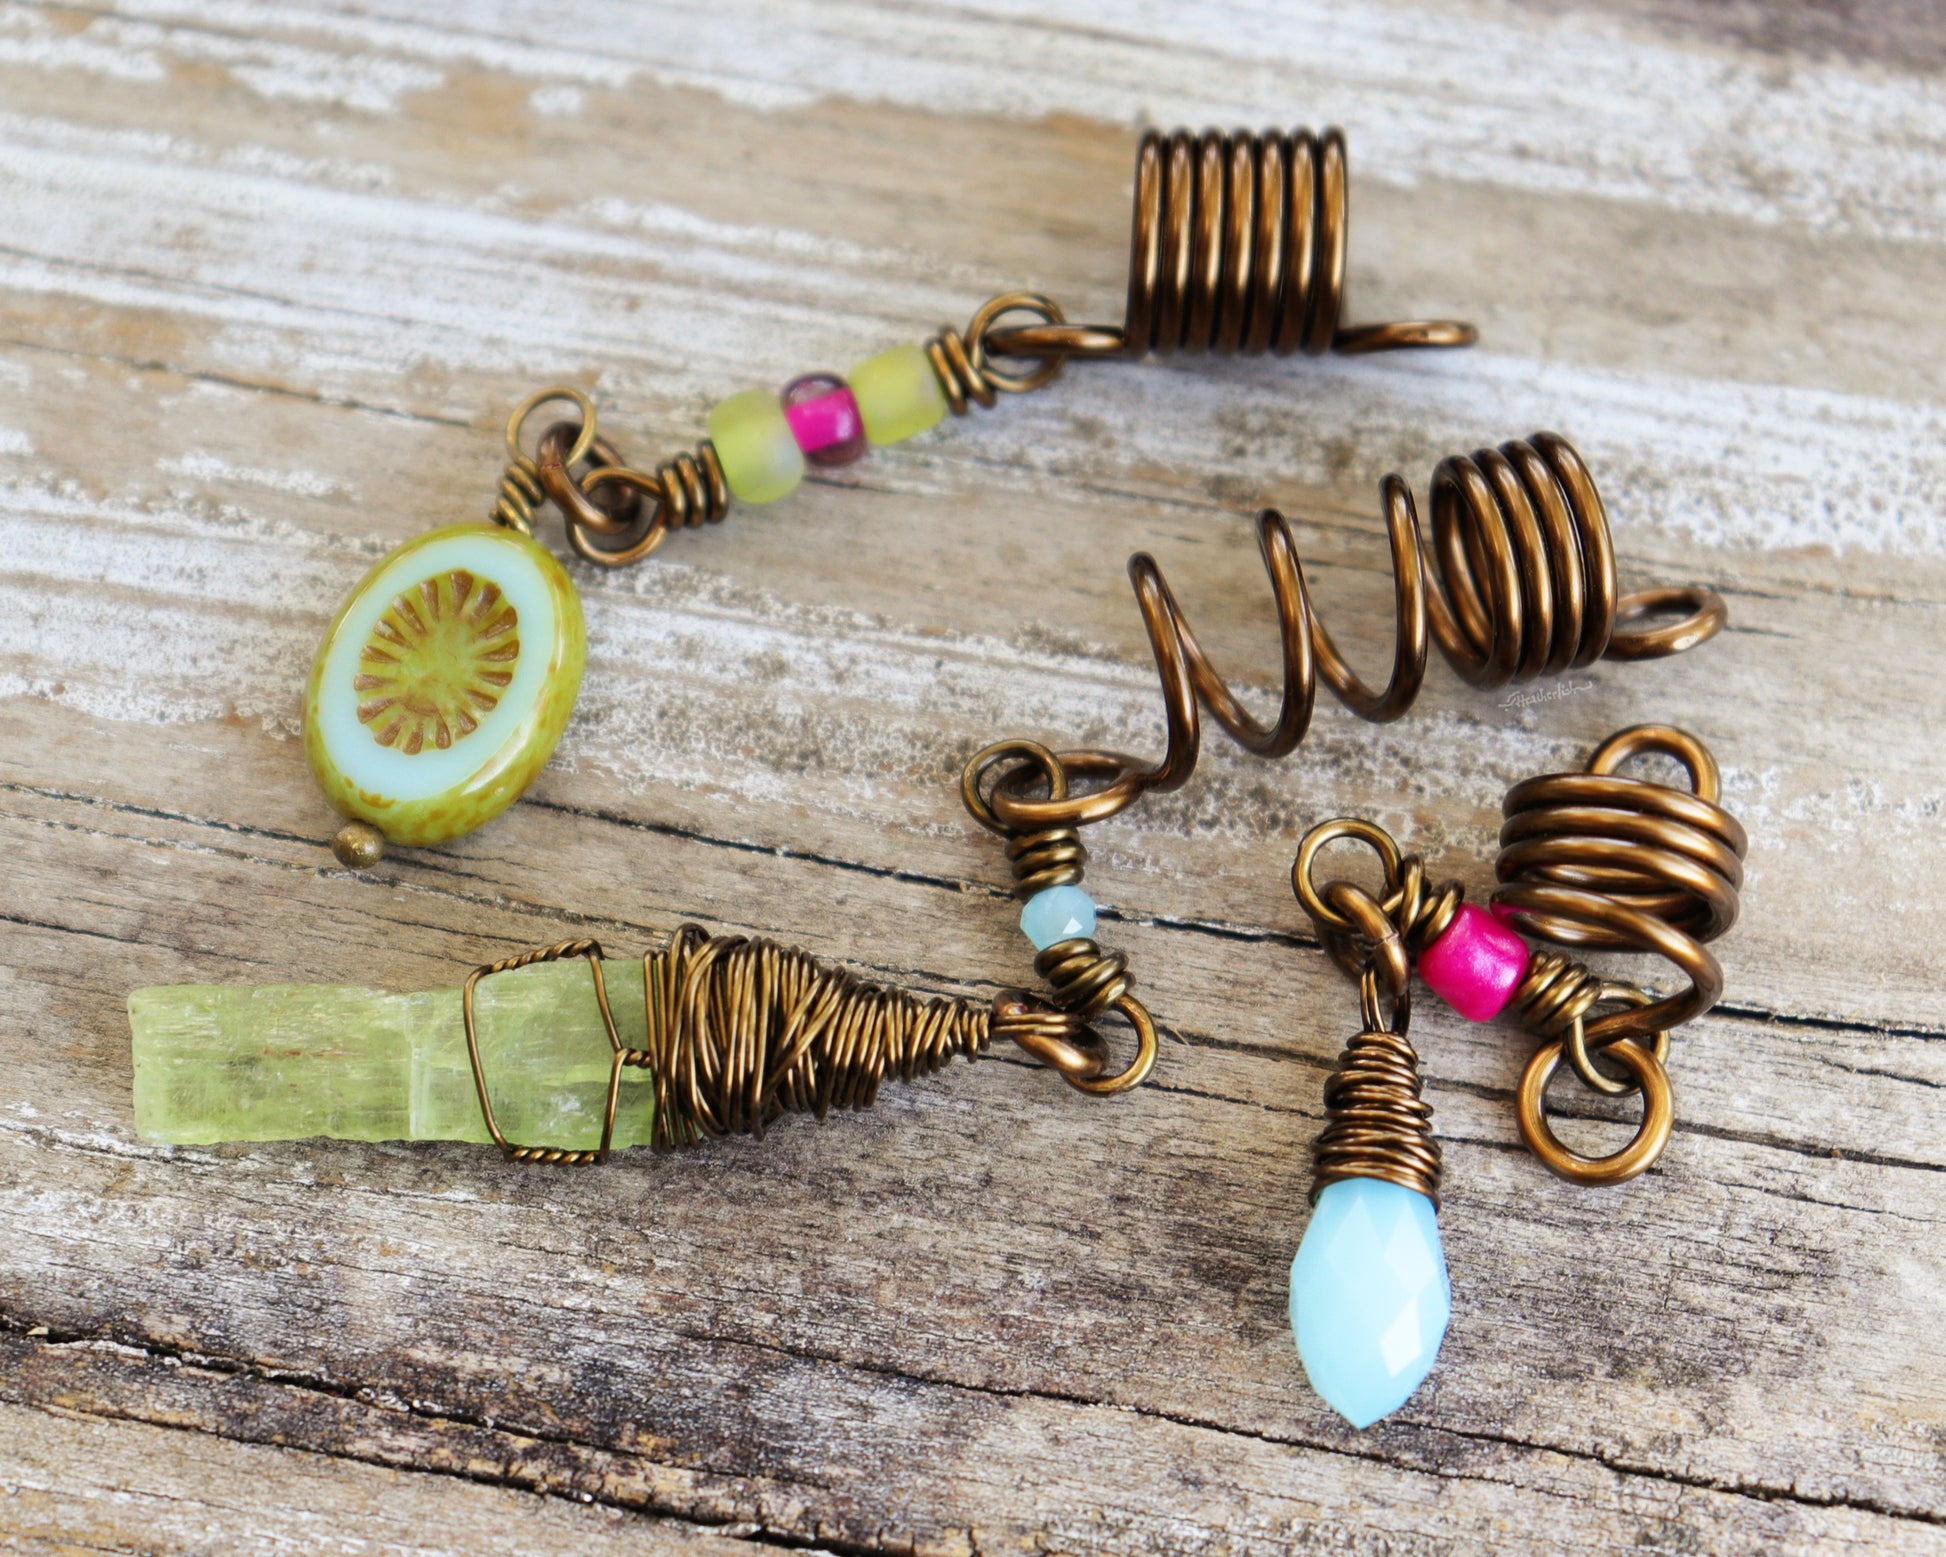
[782,374,866,467]
[1418,903,1530,1022]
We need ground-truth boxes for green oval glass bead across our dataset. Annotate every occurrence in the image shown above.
[304,523,585,847]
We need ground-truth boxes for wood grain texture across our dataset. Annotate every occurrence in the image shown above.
[1,1,1943,1552]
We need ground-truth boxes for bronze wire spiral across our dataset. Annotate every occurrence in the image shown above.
[966,433,1727,838]
[460,926,1158,1165]
[1292,726,1746,1186]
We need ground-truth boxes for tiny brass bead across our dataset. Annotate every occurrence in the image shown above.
[331,820,387,869]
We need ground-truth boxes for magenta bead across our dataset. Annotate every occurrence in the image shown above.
[782,374,866,466]
[1418,903,1530,1022]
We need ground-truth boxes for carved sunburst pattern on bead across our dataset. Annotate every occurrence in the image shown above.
[352,570,519,754]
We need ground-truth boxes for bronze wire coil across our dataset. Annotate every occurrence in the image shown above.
[983,126,1476,363]
[1493,724,1746,1180]
[460,926,1162,1164]
[1290,725,1745,1187]
[1313,1016,1443,1205]
[1126,126,1472,358]
[966,434,1727,838]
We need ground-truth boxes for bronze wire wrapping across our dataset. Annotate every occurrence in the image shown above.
[461,926,1161,1166]
[488,127,1474,569]
[1291,726,1746,1186]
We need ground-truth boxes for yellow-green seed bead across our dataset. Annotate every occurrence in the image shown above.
[708,388,804,504]
[848,343,947,445]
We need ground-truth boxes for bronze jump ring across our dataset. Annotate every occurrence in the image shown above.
[1517,1035,1673,1185]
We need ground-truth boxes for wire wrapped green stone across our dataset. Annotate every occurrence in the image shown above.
[129,960,651,1150]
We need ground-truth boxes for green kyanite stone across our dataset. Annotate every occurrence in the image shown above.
[128,959,654,1151]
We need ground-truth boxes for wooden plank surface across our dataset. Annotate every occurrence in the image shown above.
[2,1,1943,1552]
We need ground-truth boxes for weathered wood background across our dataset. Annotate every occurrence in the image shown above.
[2,1,1944,1552]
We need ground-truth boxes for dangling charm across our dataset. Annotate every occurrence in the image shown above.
[1291,1008,1451,1427]
[1285,820,1450,1428]
[128,925,1161,1158]
[305,388,618,866]
[306,521,585,861]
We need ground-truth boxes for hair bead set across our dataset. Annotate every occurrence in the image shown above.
[1280,726,1746,1425]
[129,118,1752,1439]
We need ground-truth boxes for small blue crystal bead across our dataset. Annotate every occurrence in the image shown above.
[1019,885,1096,950]
[1289,1176,1450,1429]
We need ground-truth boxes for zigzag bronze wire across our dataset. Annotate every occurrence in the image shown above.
[969,434,1727,835]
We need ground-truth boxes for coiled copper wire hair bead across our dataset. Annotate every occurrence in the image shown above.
[1492,725,1746,1182]
[964,435,1726,838]
[1123,126,1474,358]
[1292,726,1746,1187]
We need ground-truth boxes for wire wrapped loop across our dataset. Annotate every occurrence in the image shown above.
[1008,994,1157,1096]
[1313,1018,1442,1205]
[495,386,727,568]
[929,291,1070,414]
[1033,937,1130,1021]
[1292,819,1463,989]
[1004,826,1089,896]
[539,435,728,570]
[494,388,600,535]
[991,994,1108,1082]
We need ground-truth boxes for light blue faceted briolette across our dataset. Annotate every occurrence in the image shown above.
[1019,884,1096,950]
[1289,1175,1450,1429]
